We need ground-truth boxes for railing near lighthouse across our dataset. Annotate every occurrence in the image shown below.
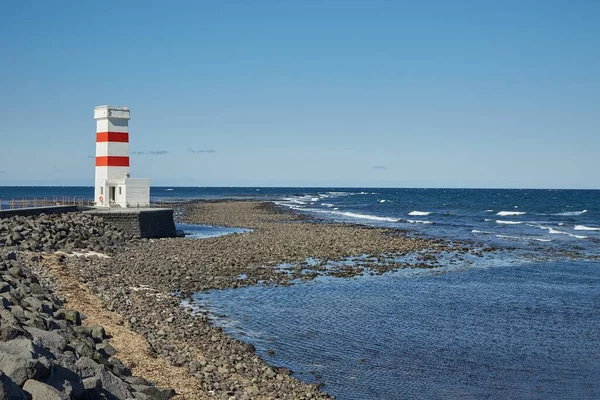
[0,197,178,211]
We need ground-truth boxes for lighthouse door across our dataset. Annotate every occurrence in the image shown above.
[109,187,116,203]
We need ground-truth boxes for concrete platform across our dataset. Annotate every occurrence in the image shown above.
[84,208,177,238]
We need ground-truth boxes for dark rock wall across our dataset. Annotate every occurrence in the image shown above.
[87,210,177,239]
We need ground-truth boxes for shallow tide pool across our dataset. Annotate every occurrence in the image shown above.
[191,261,600,399]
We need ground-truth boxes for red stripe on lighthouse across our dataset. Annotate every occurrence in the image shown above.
[96,156,130,167]
[96,132,129,142]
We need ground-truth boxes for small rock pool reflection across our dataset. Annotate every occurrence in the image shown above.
[189,260,600,399]
[176,223,251,239]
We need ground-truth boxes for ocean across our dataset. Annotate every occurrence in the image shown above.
[2,187,599,398]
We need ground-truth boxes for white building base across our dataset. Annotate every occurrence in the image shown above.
[95,178,150,208]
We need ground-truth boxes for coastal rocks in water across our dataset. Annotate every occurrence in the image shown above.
[0,251,175,399]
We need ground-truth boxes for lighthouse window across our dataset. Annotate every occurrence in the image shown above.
[119,187,122,195]
[100,187,103,195]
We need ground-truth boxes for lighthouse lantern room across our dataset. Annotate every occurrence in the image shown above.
[94,105,150,208]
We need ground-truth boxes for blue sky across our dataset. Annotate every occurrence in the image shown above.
[0,0,598,188]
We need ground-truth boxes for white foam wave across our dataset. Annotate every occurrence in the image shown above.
[407,220,433,224]
[379,200,388,203]
[321,203,335,207]
[574,225,600,231]
[485,210,494,213]
[496,234,552,242]
[472,230,493,234]
[284,198,307,205]
[332,211,400,222]
[496,220,523,225]
[536,225,588,239]
[408,211,431,216]
[311,197,319,202]
[554,210,588,216]
[496,211,526,216]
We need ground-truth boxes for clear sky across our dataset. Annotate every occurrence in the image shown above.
[0,1,598,188]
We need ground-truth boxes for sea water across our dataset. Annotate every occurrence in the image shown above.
[195,260,600,399]
[3,187,600,398]
[188,188,600,399]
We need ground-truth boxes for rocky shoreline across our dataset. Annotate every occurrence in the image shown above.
[2,200,481,399]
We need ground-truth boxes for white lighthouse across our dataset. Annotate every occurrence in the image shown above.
[94,105,150,208]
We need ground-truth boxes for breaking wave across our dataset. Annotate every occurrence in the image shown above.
[496,211,527,216]
[554,210,588,216]
[408,211,431,216]
[331,211,400,223]
[574,225,600,231]
[496,220,523,225]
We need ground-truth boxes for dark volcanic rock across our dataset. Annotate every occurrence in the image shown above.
[0,251,174,400]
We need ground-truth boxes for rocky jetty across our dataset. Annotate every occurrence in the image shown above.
[0,250,174,399]
[0,213,129,253]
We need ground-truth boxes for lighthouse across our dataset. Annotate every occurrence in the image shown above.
[94,105,150,207]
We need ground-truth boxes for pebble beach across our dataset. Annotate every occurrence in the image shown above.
[0,200,481,399]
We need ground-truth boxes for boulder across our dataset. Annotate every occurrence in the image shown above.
[22,379,69,400]
[74,357,104,379]
[25,327,67,353]
[42,365,85,399]
[131,385,176,400]
[0,371,27,400]
[98,370,132,399]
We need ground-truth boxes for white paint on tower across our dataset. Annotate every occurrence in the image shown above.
[94,105,150,208]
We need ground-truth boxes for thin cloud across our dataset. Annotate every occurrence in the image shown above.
[132,150,169,155]
[188,148,216,154]
[372,166,388,170]
[0,170,5,174]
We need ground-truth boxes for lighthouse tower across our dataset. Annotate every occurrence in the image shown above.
[94,105,150,207]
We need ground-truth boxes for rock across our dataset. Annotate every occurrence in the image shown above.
[0,371,27,400]
[131,385,176,400]
[0,324,24,342]
[67,338,95,359]
[82,376,101,390]
[0,354,48,387]
[22,379,69,400]
[0,282,10,294]
[54,309,80,326]
[98,370,133,399]
[90,325,106,342]
[74,357,104,379]
[8,305,25,321]
[203,364,216,373]
[0,338,51,386]
[96,343,118,358]
[25,327,67,352]
[124,376,151,386]
[107,357,131,377]
[42,365,85,399]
